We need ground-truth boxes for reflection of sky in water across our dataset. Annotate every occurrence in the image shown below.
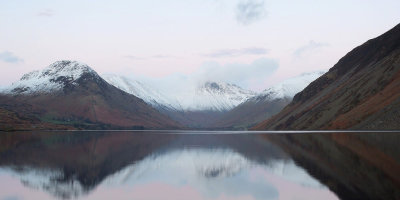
[0,167,87,200]
[0,148,338,200]
[100,148,337,200]
[0,167,86,199]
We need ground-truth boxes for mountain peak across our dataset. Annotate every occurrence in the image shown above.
[41,60,96,79]
[4,60,99,94]
[201,81,231,93]
[192,81,257,111]
[204,82,222,91]
[200,81,254,95]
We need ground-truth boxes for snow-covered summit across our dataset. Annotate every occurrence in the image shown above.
[185,81,257,111]
[249,71,326,102]
[2,60,98,94]
[201,82,255,97]
[102,75,257,112]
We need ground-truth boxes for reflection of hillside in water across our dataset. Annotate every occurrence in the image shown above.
[2,147,330,200]
[0,131,399,199]
[0,131,177,199]
[265,132,400,200]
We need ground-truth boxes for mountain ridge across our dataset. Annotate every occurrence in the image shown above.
[3,61,100,94]
[253,23,400,130]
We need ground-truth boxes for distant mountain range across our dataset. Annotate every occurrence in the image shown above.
[254,23,400,130]
[104,74,258,112]
[102,71,322,129]
[0,60,327,130]
[1,23,399,130]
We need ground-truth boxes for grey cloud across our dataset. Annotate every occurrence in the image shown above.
[204,47,268,57]
[236,0,267,25]
[0,51,23,63]
[294,41,329,57]
[37,9,54,17]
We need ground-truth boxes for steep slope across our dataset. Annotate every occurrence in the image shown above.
[254,23,400,130]
[102,74,181,112]
[214,71,325,129]
[0,102,73,131]
[0,61,180,130]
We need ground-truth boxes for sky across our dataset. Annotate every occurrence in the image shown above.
[1,0,400,91]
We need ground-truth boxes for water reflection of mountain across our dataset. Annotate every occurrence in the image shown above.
[0,131,399,199]
[0,132,292,199]
[0,132,176,199]
[265,132,400,200]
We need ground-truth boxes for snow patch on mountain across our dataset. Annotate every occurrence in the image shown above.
[249,71,326,102]
[177,81,257,111]
[2,60,98,94]
[102,74,182,111]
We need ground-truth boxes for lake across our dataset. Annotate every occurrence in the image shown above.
[0,131,399,200]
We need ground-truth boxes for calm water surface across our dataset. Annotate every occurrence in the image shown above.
[0,131,399,200]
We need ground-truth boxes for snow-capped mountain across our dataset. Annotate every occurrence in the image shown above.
[102,74,181,111]
[101,76,258,127]
[102,75,257,112]
[178,81,257,111]
[249,71,326,102]
[0,59,325,129]
[100,72,324,129]
[2,60,100,94]
[0,60,180,130]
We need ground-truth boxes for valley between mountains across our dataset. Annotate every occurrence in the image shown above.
[1,23,399,131]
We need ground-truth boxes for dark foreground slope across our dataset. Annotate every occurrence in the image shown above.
[254,23,400,130]
[0,61,180,130]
